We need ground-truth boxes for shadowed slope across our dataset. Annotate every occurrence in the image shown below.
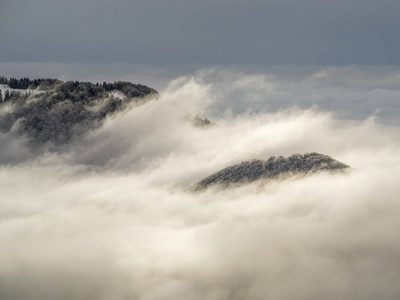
[0,79,158,147]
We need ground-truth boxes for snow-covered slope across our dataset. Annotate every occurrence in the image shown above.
[0,84,49,99]
[108,90,127,100]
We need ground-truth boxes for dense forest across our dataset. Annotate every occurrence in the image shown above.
[6,77,61,90]
[193,153,350,190]
[0,77,158,146]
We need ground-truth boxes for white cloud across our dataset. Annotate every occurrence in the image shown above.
[1,67,400,300]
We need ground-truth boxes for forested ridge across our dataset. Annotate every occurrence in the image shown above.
[0,77,158,146]
[194,153,350,190]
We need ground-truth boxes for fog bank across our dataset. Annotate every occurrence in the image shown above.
[1,67,400,300]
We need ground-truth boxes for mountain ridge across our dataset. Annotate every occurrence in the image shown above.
[0,77,158,146]
[193,153,349,191]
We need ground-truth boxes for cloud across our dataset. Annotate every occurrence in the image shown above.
[3,0,400,65]
[1,67,400,299]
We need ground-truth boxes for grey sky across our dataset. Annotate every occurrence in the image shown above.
[1,0,400,66]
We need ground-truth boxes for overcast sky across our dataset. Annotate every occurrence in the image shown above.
[2,2,400,299]
[1,0,400,66]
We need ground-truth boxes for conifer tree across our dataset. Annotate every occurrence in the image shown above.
[4,90,10,101]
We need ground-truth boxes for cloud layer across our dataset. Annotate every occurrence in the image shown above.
[1,67,400,300]
[2,0,400,65]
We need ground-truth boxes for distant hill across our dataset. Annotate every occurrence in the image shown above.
[0,77,158,146]
[193,153,349,191]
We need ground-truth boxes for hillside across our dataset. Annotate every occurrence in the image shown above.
[193,153,349,191]
[0,77,158,146]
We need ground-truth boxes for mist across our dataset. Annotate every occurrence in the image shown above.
[1,67,400,300]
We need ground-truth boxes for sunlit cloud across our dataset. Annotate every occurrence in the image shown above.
[1,67,400,300]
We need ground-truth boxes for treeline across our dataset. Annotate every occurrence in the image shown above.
[1,76,157,97]
[0,78,157,104]
[7,77,61,90]
[54,80,157,102]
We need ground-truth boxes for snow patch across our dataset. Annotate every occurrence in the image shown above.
[108,90,127,100]
[0,84,49,100]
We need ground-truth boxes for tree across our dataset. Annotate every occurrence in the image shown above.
[4,90,10,101]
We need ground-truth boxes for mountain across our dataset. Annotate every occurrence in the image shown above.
[193,153,349,191]
[0,77,158,146]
